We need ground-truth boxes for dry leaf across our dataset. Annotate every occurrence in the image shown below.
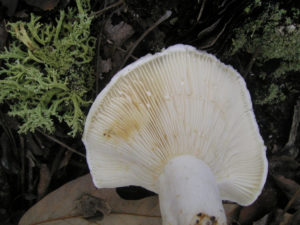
[104,19,134,45]
[97,58,112,79]
[24,0,59,11]
[264,209,292,225]
[19,174,161,225]
[287,208,300,225]
[273,175,300,210]
[73,194,111,219]
[238,183,277,225]
[19,174,241,225]
[37,164,51,199]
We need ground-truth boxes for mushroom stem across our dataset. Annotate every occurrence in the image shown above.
[158,155,227,225]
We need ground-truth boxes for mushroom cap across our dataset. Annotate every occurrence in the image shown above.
[82,44,268,206]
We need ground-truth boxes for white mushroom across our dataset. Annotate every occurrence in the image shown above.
[82,44,268,225]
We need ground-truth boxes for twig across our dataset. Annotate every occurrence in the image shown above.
[197,0,207,22]
[37,130,86,158]
[95,32,103,93]
[111,211,161,218]
[286,100,300,147]
[115,46,138,60]
[119,10,172,70]
[244,48,259,78]
[27,151,35,201]
[106,41,138,60]
[92,0,124,17]
[198,18,230,49]
[30,215,84,225]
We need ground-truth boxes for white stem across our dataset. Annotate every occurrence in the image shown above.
[158,155,227,225]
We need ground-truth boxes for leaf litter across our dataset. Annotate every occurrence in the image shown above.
[19,174,161,225]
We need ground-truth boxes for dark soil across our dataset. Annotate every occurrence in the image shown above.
[0,0,300,225]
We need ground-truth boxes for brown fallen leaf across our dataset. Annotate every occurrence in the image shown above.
[19,174,242,225]
[18,174,161,225]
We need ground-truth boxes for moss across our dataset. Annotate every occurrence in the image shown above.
[0,0,96,136]
[228,2,300,105]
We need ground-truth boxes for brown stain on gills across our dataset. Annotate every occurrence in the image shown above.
[100,65,166,144]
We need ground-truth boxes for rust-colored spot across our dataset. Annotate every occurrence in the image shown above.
[192,212,219,225]
[103,116,140,141]
[99,72,166,145]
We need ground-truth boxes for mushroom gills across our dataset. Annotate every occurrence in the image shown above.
[158,155,226,225]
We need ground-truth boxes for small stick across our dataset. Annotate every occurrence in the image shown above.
[113,45,138,60]
[119,10,172,70]
[37,130,86,158]
[20,136,25,194]
[283,186,300,213]
[92,0,124,17]
[30,215,83,225]
[106,40,138,59]
[197,0,207,22]
[111,211,161,218]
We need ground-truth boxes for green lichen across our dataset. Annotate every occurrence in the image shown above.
[229,3,300,105]
[0,0,96,136]
[255,84,286,105]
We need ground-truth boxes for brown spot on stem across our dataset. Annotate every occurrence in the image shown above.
[192,212,219,225]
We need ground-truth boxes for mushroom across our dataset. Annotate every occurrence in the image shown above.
[82,44,268,225]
